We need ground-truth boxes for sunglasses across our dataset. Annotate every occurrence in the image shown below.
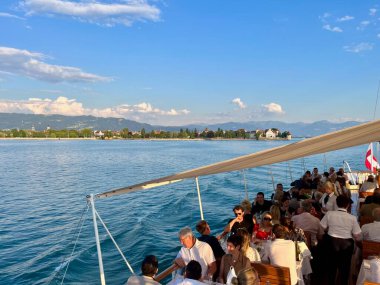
[263,217,272,221]
[234,212,243,216]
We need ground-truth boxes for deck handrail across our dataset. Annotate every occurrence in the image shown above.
[154,264,179,282]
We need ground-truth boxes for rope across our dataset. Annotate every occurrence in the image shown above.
[60,203,90,284]
[94,209,135,274]
[48,202,90,285]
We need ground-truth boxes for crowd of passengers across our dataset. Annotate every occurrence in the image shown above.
[127,167,380,285]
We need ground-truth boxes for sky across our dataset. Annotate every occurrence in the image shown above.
[0,0,380,126]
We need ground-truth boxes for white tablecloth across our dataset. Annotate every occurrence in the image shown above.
[356,259,370,285]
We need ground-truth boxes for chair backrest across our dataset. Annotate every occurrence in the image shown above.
[359,191,374,198]
[251,262,291,285]
[362,240,380,259]
[360,216,375,227]
[363,281,380,285]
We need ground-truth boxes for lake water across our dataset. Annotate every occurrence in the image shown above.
[0,139,369,285]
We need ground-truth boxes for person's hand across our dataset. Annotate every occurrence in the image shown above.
[174,257,186,268]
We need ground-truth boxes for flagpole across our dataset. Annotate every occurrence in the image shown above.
[371,143,374,173]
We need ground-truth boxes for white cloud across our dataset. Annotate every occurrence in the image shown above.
[369,8,377,16]
[336,15,354,22]
[19,0,160,27]
[232,98,246,109]
[262,103,284,114]
[323,24,343,33]
[0,46,111,83]
[357,20,370,30]
[0,97,190,121]
[0,12,25,20]
[343,42,374,53]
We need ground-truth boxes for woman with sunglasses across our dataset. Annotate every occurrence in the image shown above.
[252,212,274,243]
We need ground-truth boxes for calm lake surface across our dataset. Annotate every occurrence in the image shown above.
[0,139,369,285]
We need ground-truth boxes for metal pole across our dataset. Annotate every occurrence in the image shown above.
[371,143,374,173]
[195,177,204,220]
[90,194,106,285]
[269,166,275,192]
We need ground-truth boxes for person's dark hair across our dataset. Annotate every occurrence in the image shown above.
[336,176,346,187]
[233,205,244,212]
[272,224,287,239]
[141,255,158,276]
[336,195,350,208]
[368,175,375,182]
[280,216,294,230]
[185,260,202,280]
[227,234,243,248]
[257,192,264,197]
[323,172,329,178]
[195,220,208,235]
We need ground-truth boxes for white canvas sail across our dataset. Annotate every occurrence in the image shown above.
[97,119,380,199]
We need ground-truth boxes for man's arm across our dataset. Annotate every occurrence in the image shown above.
[173,257,186,268]
[207,261,217,278]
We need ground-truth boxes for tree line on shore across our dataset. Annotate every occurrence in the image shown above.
[0,127,291,139]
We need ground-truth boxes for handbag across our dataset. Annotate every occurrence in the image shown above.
[226,266,237,285]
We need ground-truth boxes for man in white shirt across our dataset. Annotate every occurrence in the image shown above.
[126,255,161,285]
[319,181,338,214]
[265,225,298,285]
[174,227,216,280]
[320,195,361,285]
[292,200,324,246]
[362,207,380,242]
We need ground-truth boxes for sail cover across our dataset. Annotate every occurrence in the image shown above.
[97,119,380,199]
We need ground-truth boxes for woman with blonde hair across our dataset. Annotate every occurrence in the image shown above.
[237,228,261,262]
[252,211,273,242]
[269,205,281,225]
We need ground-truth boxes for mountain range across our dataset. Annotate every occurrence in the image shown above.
[0,112,361,137]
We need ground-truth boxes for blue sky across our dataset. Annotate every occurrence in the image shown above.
[0,1,380,125]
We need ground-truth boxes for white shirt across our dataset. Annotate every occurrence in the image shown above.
[362,221,380,242]
[245,246,261,262]
[360,181,377,192]
[126,275,161,285]
[171,278,207,285]
[319,192,337,213]
[266,239,297,285]
[320,208,361,239]
[177,239,216,278]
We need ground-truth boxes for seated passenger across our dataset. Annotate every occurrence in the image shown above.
[126,255,161,285]
[172,260,207,285]
[360,189,380,218]
[236,228,261,262]
[271,183,291,203]
[174,227,216,280]
[280,217,307,243]
[217,235,259,285]
[360,175,377,192]
[264,225,297,285]
[319,181,337,214]
[269,204,281,225]
[252,212,273,242]
[251,192,272,220]
[362,208,380,242]
[218,205,254,240]
[364,188,380,204]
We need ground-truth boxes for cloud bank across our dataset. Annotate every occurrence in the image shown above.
[19,0,161,26]
[0,97,190,123]
[323,24,342,33]
[0,46,111,83]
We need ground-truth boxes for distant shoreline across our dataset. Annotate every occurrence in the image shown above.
[0,137,294,141]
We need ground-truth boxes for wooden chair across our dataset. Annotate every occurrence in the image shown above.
[251,262,291,285]
[359,216,375,227]
[362,240,380,259]
[359,191,374,198]
[364,281,380,285]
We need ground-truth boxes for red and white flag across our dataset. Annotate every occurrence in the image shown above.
[365,143,379,172]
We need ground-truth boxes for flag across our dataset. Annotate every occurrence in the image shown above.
[365,143,379,172]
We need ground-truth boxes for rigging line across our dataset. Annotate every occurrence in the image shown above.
[94,209,135,274]
[60,203,90,285]
[373,79,380,120]
[48,202,90,285]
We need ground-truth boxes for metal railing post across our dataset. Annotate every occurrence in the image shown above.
[195,177,204,220]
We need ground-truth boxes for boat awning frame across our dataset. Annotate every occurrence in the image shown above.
[96,119,380,199]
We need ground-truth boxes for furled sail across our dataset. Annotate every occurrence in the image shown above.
[96,119,380,199]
